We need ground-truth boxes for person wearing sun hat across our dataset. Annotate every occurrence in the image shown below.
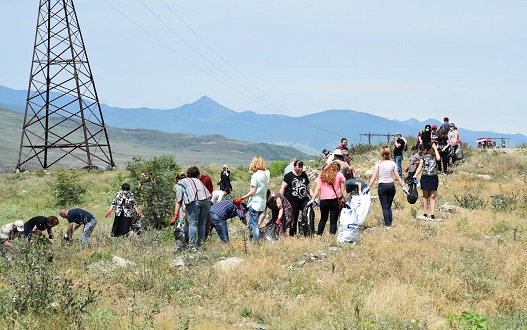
[218,164,232,195]
[0,220,25,247]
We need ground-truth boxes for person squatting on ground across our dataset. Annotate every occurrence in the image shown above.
[414,143,441,220]
[0,220,24,247]
[235,156,270,242]
[60,208,96,246]
[280,159,312,236]
[368,146,406,228]
[172,166,212,251]
[106,183,142,237]
[23,216,59,241]
[209,200,247,243]
[266,191,293,237]
[310,161,347,235]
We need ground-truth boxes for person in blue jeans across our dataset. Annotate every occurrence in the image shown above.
[59,208,97,246]
[234,156,270,242]
[209,200,247,243]
[393,133,406,178]
[172,166,211,251]
[368,146,406,227]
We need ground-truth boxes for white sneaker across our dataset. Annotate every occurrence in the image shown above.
[416,215,428,220]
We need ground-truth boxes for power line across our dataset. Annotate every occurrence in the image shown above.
[102,0,345,138]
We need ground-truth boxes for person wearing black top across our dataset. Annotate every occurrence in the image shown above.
[59,208,96,246]
[218,164,233,195]
[23,216,59,241]
[280,160,312,236]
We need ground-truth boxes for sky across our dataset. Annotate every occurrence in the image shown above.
[1,0,526,135]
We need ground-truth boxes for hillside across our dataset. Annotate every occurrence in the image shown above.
[0,106,307,171]
[0,146,526,328]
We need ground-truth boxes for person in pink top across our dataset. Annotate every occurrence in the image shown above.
[309,162,347,235]
[368,146,406,228]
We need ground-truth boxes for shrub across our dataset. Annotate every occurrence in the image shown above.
[51,168,87,207]
[126,155,180,229]
[0,241,98,324]
[491,193,518,213]
[267,160,289,178]
[454,193,487,209]
[446,311,487,330]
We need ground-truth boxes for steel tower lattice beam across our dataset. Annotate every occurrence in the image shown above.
[17,0,115,170]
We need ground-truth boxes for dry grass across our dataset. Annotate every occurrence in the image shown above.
[1,147,527,329]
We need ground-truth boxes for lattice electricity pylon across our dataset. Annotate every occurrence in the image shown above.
[16,0,115,170]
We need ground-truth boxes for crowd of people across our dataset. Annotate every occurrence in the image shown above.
[1,117,462,251]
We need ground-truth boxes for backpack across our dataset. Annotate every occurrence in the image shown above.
[299,203,315,237]
[402,137,408,152]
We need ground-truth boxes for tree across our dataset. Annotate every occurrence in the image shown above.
[126,155,180,229]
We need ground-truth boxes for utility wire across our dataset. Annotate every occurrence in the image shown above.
[159,0,345,137]
[102,0,344,138]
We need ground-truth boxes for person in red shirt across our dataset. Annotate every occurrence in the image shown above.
[199,173,214,239]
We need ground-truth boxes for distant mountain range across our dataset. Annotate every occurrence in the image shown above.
[1,85,526,155]
[0,105,306,171]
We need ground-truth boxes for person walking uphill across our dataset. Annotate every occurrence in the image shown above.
[413,143,441,220]
[59,208,96,246]
[234,156,270,242]
[368,146,406,228]
[171,166,211,251]
[106,183,142,237]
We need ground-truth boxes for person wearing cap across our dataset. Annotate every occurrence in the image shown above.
[0,220,25,247]
[431,124,439,142]
[59,208,97,246]
[23,216,59,241]
[332,149,350,178]
[209,200,248,243]
[393,133,406,177]
[335,138,350,165]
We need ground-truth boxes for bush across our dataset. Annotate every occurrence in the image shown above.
[126,155,180,229]
[0,241,98,325]
[454,193,487,209]
[51,168,87,207]
[267,160,289,178]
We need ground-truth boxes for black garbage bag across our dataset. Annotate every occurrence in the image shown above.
[407,183,418,204]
